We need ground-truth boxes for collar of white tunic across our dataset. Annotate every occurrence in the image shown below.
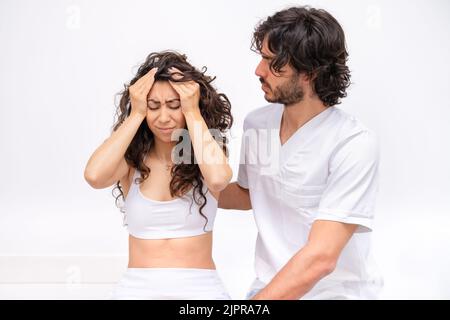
[270,104,336,167]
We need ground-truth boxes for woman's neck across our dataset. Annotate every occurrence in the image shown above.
[151,138,176,162]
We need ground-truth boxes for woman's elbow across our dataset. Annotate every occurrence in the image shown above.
[84,168,105,189]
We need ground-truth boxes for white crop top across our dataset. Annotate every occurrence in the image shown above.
[123,168,218,239]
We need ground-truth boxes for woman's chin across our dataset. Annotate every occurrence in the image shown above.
[154,135,176,144]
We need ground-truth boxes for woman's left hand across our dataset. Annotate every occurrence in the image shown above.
[168,68,201,115]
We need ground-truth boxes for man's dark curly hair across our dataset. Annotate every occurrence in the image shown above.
[252,6,351,107]
[112,51,232,229]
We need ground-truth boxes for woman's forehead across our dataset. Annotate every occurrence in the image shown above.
[147,81,178,100]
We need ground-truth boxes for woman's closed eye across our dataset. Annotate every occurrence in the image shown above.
[147,99,181,110]
[166,99,181,109]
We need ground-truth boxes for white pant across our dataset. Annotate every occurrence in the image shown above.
[245,277,381,300]
[110,268,231,300]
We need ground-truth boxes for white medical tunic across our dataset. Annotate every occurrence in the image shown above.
[238,103,383,299]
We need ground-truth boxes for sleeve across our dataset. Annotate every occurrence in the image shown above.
[236,120,249,189]
[315,130,380,233]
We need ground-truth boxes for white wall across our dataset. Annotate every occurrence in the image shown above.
[0,0,449,299]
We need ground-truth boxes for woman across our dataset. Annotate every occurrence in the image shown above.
[84,51,233,299]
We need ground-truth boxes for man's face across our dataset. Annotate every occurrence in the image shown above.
[255,38,305,106]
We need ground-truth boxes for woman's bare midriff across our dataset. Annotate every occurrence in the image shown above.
[128,231,216,269]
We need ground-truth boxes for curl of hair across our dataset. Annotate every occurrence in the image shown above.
[251,6,351,106]
[112,51,233,230]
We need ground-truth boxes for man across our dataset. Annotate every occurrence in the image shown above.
[219,6,383,299]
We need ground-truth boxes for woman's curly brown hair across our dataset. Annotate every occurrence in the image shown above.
[252,6,351,107]
[112,51,233,229]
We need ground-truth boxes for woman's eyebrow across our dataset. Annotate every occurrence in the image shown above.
[147,98,180,102]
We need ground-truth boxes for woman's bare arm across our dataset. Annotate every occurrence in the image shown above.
[169,75,232,193]
[84,68,157,189]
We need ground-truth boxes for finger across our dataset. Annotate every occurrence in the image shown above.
[184,81,199,89]
[174,81,199,95]
[144,67,158,81]
[169,80,186,94]
[171,81,194,95]
[171,81,197,95]
[129,81,145,93]
[148,67,158,75]
[134,67,158,86]
[141,67,158,77]
[168,67,184,80]
[171,79,197,87]
[168,80,183,95]
[141,68,158,91]
[169,67,182,74]
[139,68,157,86]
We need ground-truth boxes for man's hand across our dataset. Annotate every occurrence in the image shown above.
[218,182,252,210]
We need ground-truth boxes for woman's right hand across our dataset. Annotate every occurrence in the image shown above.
[128,67,158,117]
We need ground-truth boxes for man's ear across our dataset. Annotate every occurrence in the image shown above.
[297,72,314,90]
[299,72,316,96]
[302,71,317,82]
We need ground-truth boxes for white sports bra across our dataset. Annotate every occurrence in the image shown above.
[123,168,218,239]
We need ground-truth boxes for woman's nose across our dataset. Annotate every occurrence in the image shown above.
[158,108,171,123]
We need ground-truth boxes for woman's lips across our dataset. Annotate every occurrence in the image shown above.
[158,127,175,133]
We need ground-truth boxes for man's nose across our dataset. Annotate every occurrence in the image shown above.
[255,59,266,78]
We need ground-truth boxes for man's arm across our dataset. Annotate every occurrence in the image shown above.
[218,182,252,210]
[252,220,357,300]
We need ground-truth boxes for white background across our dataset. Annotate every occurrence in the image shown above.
[0,0,449,299]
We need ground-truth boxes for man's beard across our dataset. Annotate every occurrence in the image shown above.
[261,74,304,106]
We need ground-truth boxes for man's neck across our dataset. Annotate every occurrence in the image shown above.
[279,96,327,145]
[282,96,327,132]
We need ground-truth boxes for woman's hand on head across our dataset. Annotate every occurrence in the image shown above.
[128,67,158,117]
[168,67,201,116]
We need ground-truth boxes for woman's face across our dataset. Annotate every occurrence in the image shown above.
[146,80,186,143]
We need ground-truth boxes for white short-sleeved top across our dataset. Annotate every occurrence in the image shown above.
[238,103,383,299]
